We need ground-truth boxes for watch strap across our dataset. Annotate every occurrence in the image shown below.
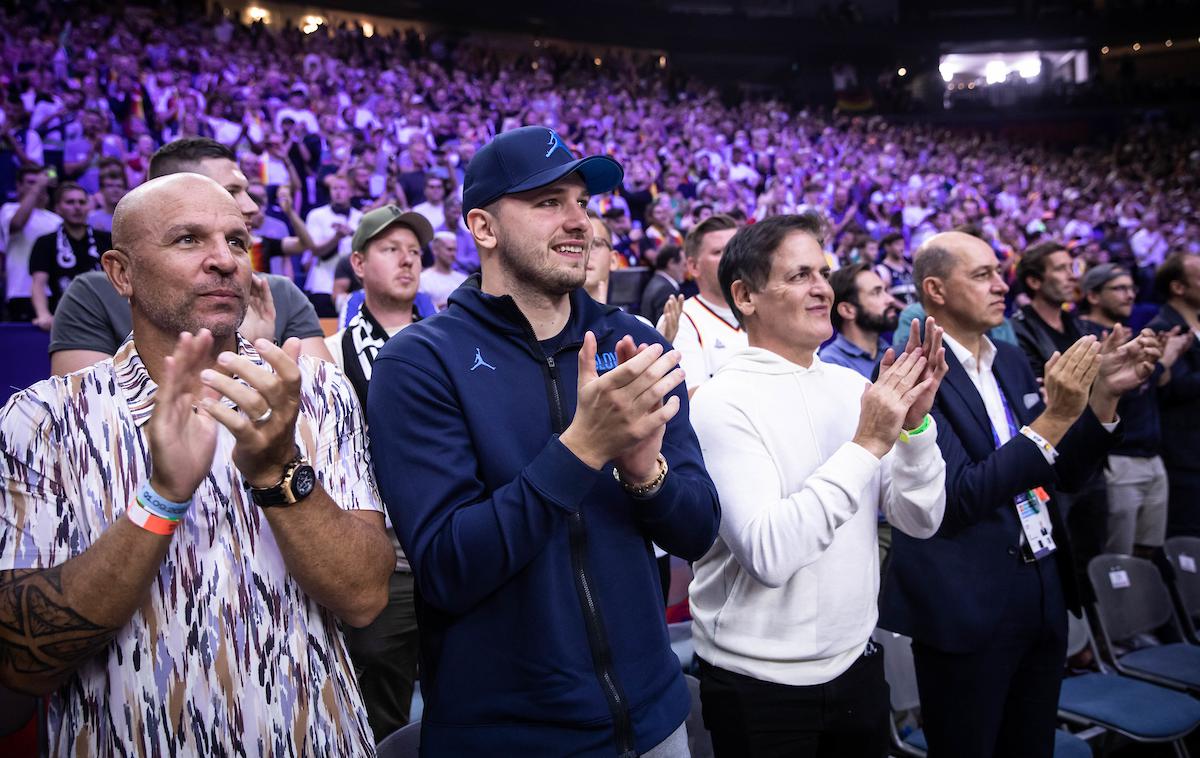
[247,458,305,507]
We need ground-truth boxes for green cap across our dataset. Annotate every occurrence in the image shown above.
[351,205,435,253]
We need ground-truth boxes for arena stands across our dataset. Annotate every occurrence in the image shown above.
[2,1,1200,756]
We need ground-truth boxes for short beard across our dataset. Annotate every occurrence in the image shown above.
[131,268,247,341]
[368,289,416,315]
[496,227,585,297]
[135,293,247,341]
[1099,305,1129,325]
[856,308,899,335]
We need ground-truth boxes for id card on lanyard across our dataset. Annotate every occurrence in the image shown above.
[991,388,1057,562]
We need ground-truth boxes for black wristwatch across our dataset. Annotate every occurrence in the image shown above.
[247,457,317,507]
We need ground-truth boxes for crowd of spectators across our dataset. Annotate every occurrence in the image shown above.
[3,2,1200,755]
[1,1,1198,327]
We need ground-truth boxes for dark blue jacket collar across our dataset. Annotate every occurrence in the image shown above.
[940,339,1038,440]
[449,273,619,347]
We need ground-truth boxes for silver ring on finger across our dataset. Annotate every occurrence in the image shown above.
[254,407,273,425]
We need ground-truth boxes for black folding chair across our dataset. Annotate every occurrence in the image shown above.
[1088,553,1200,692]
[376,719,420,758]
[1163,536,1200,644]
[873,629,1095,758]
[1059,610,1200,757]
[872,629,924,757]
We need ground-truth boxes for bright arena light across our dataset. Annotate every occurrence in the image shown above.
[301,15,324,34]
[939,49,1087,99]
[984,60,1007,84]
[897,67,907,77]
[362,22,374,38]
[246,6,269,22]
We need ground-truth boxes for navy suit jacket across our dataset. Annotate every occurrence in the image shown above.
[1147,305,1200,473]
[879,340,1118,653]
[639,273,679,325]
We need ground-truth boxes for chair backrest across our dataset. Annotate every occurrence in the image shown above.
[872,629,921,712]
[376,720,421,758]
[1087,553,1179,641]
[683,674,715,758]
[1164,536,1200,620]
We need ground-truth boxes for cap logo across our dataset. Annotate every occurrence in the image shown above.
[545,129,572,160]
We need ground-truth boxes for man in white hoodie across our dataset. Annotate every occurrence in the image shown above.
[689,213,949,757]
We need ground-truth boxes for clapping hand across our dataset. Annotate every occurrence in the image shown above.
[1159,327,1192,370]
[239,275,277,345]
[1095,325,1162,398]
[147,330,222,503]
[560,332,685,483]
[853,347,932,459]
[879,316,949,430]
[198,338,303,488]
[1042,336,1102,422]
[655,294,684,344]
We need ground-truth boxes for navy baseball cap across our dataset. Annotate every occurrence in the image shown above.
[462,125,623,222]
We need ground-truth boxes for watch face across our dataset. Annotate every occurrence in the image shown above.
[291,465,317,499]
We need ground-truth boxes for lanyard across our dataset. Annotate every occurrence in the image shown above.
[988,382,1020,450]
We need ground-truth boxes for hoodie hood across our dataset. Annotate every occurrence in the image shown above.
[716,346,828,376]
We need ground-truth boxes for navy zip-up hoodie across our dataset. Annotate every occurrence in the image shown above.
[367,277,721,757]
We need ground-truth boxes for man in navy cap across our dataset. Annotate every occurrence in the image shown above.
[368,126,720,756]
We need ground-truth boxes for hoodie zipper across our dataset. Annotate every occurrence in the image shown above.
[545,355,565,431]
[512,305,636,757]
[569,510,637,758]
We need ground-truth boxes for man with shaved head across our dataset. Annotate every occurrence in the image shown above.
[49,137,332,377]
[0,172,395,755]
[880,231,1161,757]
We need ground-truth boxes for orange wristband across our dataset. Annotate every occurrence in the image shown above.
[127,499,179,536]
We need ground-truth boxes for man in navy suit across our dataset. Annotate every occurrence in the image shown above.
[639,243,685,324]
[880,231,1162,758]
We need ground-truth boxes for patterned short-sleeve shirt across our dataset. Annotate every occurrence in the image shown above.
[0,336,382,756]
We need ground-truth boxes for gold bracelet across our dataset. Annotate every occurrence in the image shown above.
[617,454,669,498]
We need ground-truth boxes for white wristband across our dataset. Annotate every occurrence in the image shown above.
[1019,425,1058,464]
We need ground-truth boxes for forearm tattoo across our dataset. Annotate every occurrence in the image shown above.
[0,567,116,679]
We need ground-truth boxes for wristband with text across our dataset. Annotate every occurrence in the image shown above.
[137,480,192,520]
[1019,425,1058,459]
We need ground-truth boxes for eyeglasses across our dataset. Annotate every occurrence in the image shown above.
[1102,284,1138,295]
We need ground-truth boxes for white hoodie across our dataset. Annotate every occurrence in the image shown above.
[689,347,946,687]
